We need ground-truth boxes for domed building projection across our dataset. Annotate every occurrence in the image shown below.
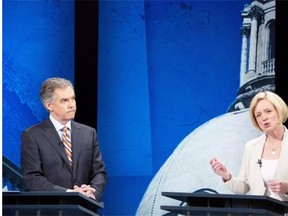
[136,0,275,215]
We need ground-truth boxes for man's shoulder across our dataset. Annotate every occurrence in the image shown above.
[23,118,51,132]
[71,121,95,131]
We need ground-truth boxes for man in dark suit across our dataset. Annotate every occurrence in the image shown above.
[21,77,107,201]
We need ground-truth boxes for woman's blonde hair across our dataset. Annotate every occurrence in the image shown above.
[249,91,288,131]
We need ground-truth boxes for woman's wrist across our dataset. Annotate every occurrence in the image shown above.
[222,173,232,182]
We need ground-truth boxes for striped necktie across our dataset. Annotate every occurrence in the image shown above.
[61,126,73,167]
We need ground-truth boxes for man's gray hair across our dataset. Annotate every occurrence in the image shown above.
[40,77,74,106]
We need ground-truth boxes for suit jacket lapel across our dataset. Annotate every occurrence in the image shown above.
[255,135,265,161]
[71,122,83,173]
[253,135,266,192]
[42,119,72,170]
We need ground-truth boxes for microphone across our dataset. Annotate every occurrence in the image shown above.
[257,159,262,167]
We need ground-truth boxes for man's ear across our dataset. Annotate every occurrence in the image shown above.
[45,102,53,112]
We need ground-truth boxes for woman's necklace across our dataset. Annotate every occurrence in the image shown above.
[266,127,285,155]
[267,136,282,155]
[271,146,277,155]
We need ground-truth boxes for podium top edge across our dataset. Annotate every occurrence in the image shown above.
[161,191,288,206]
[3,191,104,208]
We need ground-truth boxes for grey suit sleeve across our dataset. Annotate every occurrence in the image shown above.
[89,128,108,201]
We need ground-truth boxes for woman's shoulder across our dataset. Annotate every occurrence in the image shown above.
[245,134,265,147]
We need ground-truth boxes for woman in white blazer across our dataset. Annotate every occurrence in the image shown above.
[210,91,288,202]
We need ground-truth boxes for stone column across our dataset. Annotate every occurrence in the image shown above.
[240,26,250,87]
[247,6,264,73]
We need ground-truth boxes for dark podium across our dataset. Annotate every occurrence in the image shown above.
[3,191,104,216]
[161,191,288,216]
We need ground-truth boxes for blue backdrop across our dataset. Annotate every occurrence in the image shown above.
[3,0,249,215]
[3,0,75,166]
